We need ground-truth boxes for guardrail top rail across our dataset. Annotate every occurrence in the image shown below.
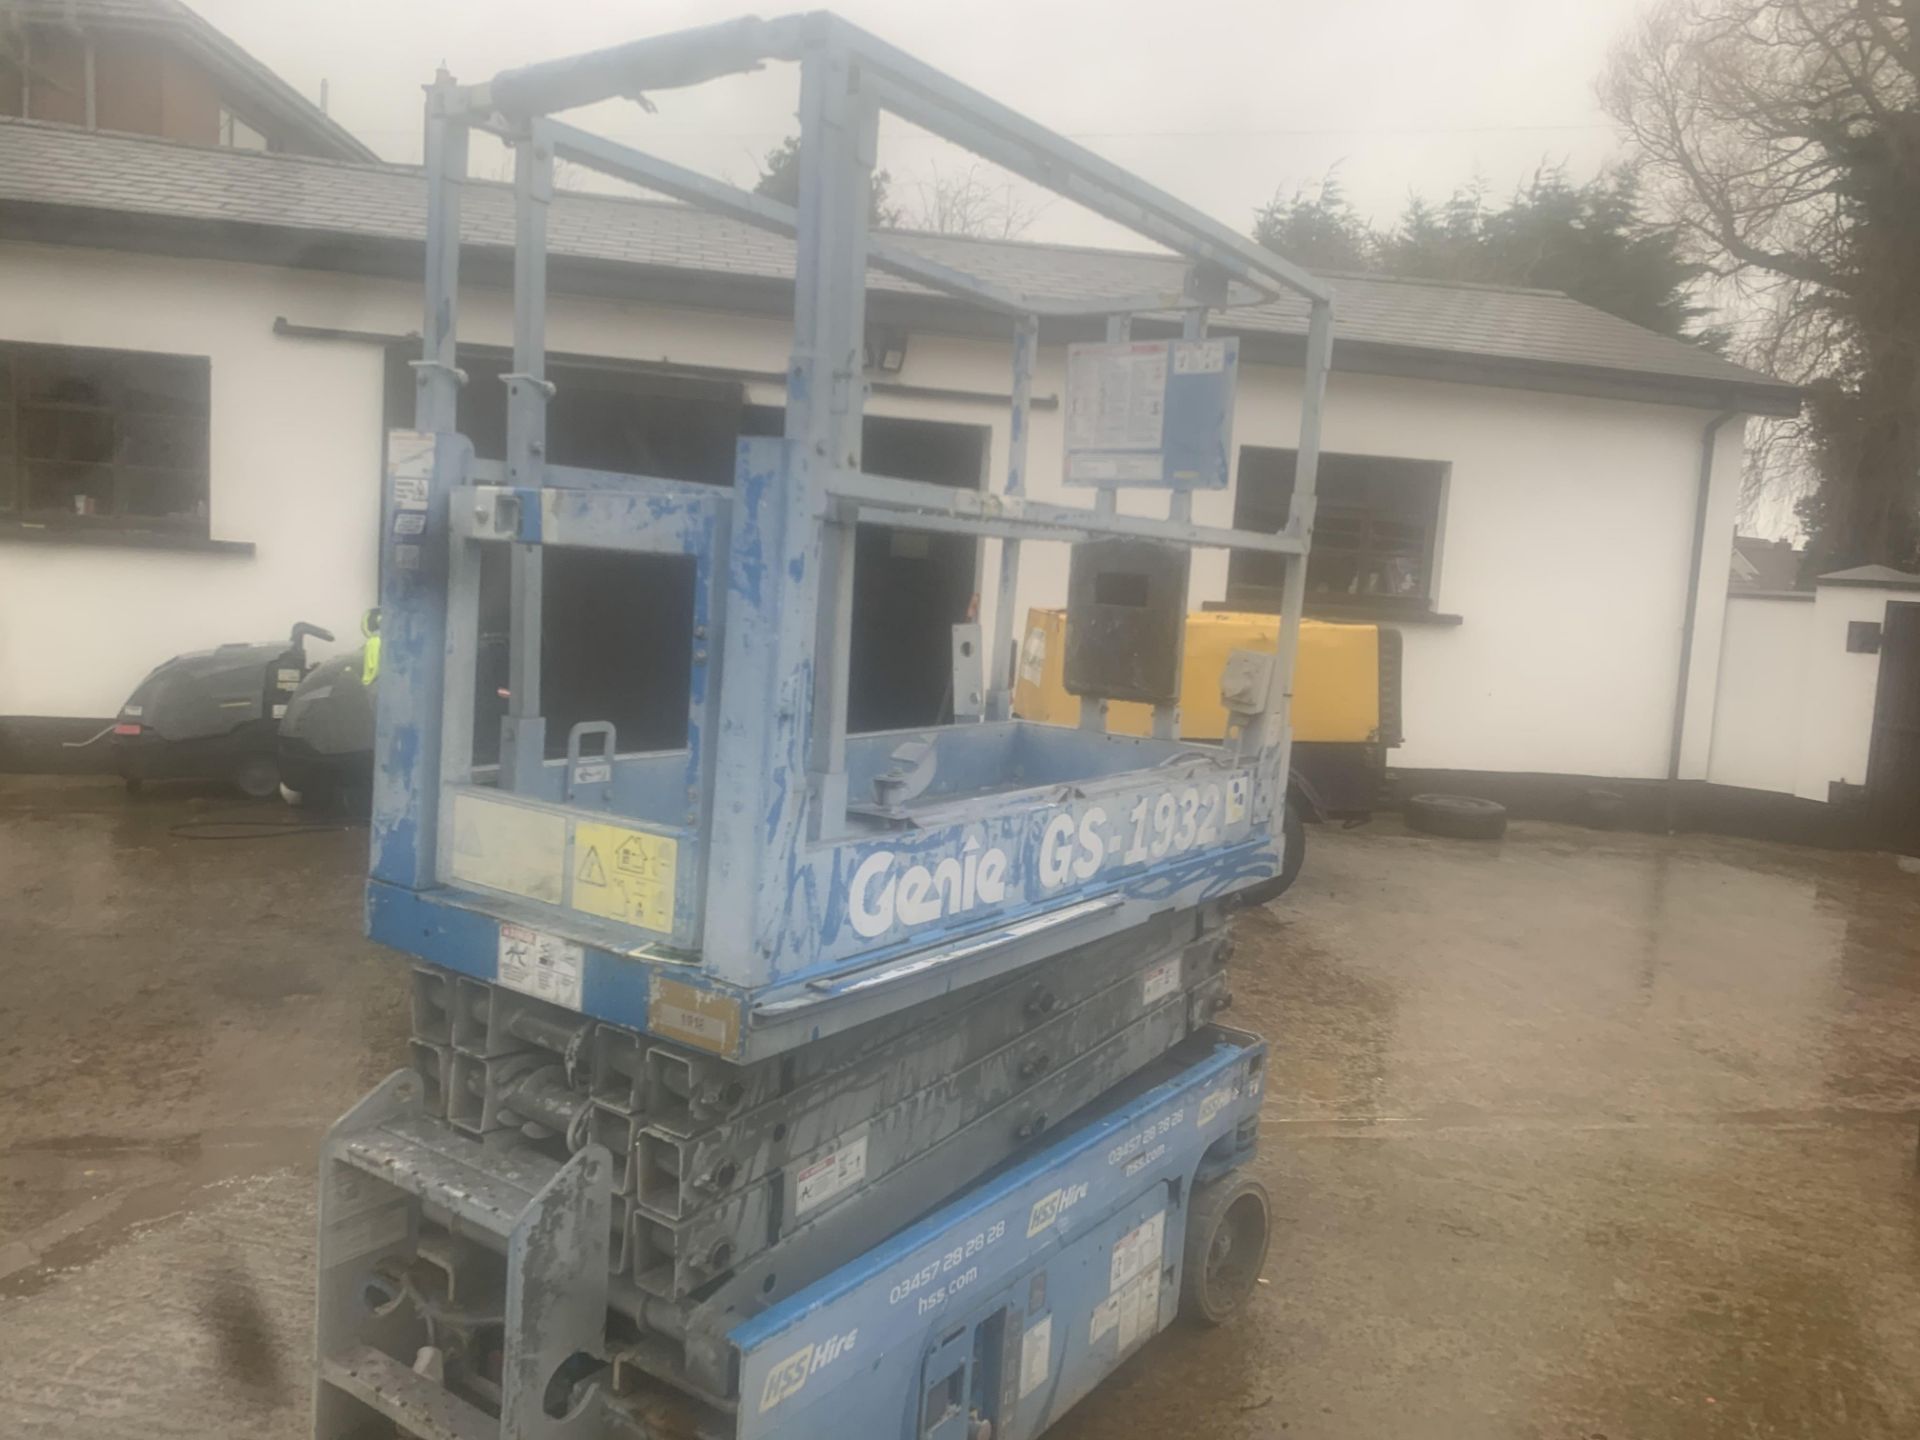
[368,9,1333,1061]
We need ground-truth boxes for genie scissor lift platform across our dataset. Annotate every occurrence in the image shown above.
[316,12,1332,1439]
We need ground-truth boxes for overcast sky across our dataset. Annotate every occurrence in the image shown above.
[193,0,1650,249]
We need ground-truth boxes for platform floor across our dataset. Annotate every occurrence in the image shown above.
[3,775,1919,1438]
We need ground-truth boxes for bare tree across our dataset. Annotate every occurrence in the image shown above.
[1606,0,1920,570]
[904,162,1041,240]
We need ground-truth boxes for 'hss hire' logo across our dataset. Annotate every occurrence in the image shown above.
[759,1328,859,1413]
[1026,1180,1090,1238]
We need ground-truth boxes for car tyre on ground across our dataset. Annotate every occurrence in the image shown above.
[1404,792,1507,840]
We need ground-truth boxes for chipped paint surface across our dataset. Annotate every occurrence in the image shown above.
[363,13,1327,1052]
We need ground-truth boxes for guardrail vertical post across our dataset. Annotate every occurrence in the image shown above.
[372,74,469,891]
[1245,297,1333,796]
[1146,305,1211,742]
[501,123,555,790]
[789,37,876,837]
[1077,310,1136,735]
[987,313,1038,722]
[414,73,466,434]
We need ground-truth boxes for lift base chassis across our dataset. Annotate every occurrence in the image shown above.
[315,1030,1265,1440]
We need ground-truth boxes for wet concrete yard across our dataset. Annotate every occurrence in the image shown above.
[4,774,1920,1437]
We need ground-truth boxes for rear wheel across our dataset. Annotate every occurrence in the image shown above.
[1181,1174,1270,1326]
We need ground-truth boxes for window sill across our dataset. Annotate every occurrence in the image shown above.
[0,522,255,556]
[1303,603,1463,626]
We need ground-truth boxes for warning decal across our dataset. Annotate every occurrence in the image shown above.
[498,922,584,1011]
[571,821,677,933]
[794,1133,869,1217]
[578,847,607,886]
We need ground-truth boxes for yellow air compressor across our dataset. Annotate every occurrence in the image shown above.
[1013,607,1403,822]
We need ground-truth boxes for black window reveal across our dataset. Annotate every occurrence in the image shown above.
[0,341,212,535]
[1228,446,1447,616]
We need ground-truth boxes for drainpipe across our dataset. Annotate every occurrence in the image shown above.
[1666,409,1741,831]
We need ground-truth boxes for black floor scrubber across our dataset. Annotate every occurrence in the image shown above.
[105,622,334,797]
[277,612,379,812]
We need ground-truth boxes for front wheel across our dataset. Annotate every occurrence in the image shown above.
[1233,802,1306,910]
[1180,1174,1271,1326]
[233,754,281,800]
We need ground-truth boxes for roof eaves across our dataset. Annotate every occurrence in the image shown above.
[16,0,377,161]
[167,4,378,162]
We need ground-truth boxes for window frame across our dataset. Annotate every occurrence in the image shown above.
[0,339,214,539]
[218,105,269,152]
[1227,443,1451,620]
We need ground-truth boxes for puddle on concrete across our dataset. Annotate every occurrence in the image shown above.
[0,1125,319,1299]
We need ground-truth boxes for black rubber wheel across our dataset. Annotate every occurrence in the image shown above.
[1234,802,1306,909]
[1181,1174,1270,1326]
[233,754,281,800]
[1404,792,1507,841]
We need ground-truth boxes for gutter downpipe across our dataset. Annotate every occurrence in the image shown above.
[1667,409,1742,832]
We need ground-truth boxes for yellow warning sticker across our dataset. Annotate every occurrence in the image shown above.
[650,977,741,1056]
[571,821,677,933]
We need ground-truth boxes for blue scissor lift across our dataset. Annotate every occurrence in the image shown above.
[314,13,1332,1440]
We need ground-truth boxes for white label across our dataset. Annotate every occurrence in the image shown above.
[1018,627,1048,686]
[497,923,583,1010]
[1019,1315,1052,1399]
[572,760,612,786]
[1089,1291,1118,1343]
[1092,1269,1161,1351]
[1067,342,1168,452]
[387,428,437,503]
[393,510,427,536]
[1066,452,1164,484]
[1198,1084,1236,1129]
[394,544,421,571]
[794,1133,869,1217]
[392,472,430,511]
[276,668,301,685]
[1173,339,1227,375]
[1118,1268,1160,1349]
[1225,774,1248,825]
[1109,1209,1166,1293]
[1140,957,1180,1007]
[123,704,143,718]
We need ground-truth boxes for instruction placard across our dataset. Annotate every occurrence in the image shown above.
[571,821,677,932]
[1067,342,1167,454]
[1063,338,1238,490]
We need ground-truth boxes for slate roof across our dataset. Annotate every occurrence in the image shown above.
[1731,535,1808,593]
[1819,564,1920,590]
[5,0,375,161]
[0,117,1799,413]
